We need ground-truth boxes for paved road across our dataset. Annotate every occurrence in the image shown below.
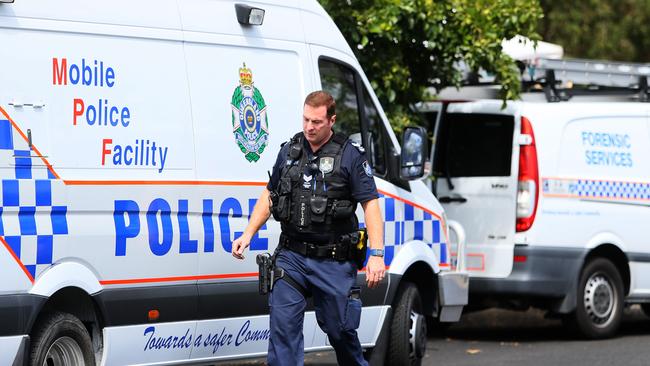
[427,306,650,366]
[215,306,650,365]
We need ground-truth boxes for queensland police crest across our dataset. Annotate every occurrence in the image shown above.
[231,63,269,162]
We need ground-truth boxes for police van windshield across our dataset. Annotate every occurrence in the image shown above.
[434,113,514,177]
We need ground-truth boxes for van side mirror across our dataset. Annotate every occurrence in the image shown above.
[400,126,427,180]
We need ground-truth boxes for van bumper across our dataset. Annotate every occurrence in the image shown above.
[437,271,469,322]
[0,335,28,366]
[469,245,587,312]
[0,294,47,336]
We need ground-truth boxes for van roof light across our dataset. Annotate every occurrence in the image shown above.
[235,4,265,26]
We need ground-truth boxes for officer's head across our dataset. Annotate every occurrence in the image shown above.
[303,91,336,149]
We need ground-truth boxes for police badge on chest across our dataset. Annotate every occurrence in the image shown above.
[319,157,334,174]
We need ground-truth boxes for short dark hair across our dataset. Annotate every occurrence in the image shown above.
[304,90,336,118]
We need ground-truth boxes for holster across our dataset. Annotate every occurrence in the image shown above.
[256,251,310,298]
[349,229,368,270]
[256,253,274,295]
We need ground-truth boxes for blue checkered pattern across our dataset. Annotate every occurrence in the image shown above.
[544,178,650,201]
[0,118,68,280]
[363,194,446,266]
[573,179,650,200]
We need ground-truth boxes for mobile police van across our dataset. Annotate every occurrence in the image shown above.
[424,58,650,339]
[0,0,468,365]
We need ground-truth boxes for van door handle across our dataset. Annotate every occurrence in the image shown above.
[438,196,467,203]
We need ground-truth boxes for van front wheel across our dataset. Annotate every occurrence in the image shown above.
[572,258,624,339]
[30,312,95,366]
[387,282,427,366]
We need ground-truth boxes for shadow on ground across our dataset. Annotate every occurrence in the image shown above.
[214,305,650,365]
[440,305,650,342]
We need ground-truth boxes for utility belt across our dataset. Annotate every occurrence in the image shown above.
[256,229,368,297]
[279,230,367,269]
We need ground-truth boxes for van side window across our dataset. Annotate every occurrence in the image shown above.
[434,113,514,177]
[318,59,361,138]
[362,87,387,176]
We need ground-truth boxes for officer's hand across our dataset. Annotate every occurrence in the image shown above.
[232,234,251,260]
[365,255,385,289]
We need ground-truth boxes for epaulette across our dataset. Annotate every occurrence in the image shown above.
[350,140,365,153]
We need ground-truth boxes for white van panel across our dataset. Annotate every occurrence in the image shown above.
[0,0,181,30]
[557,116,648,180]
[0,244,31,293]
[183,37,308,180]
[178,0,304,43]
[0,26,194,179]
[300,7,355,60]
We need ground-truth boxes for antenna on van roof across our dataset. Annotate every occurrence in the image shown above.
[525,58,650,102]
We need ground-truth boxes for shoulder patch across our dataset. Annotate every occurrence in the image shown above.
[350,141,365,153]
[362,160,373,177]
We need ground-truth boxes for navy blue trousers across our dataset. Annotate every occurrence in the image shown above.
[267,249,366,366]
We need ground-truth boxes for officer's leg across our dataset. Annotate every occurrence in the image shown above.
[267,250,308,366]
[308,258,367,366]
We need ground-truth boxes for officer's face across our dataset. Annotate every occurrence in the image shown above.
[303,104,335,148]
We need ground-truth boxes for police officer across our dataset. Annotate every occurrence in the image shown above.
[232,90,385,366]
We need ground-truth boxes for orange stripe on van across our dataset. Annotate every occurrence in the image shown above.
[378,189,449,244]
[99,272,260,285]
[64,180,268,186]
[0,106,61,179]
[0,236,35,283]
[99,267,398,285]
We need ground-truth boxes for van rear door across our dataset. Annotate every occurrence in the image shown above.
[431,102,519,278]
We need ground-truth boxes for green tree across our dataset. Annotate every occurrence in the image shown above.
[540,0,650,62]
[319,0,543,129]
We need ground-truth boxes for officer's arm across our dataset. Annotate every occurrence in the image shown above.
[232,188,272,259]
[361,198,383,251]
[362,198,385,288]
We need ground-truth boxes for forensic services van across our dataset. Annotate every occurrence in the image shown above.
[0,0,468,365]
[423,58,650,339]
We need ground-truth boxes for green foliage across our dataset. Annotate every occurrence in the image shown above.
[319,0,543,129]
[540,0,650,62]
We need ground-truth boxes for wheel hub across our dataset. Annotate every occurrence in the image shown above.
[584,273,616,327]
[43,336,85,366]
[409,310,427,360]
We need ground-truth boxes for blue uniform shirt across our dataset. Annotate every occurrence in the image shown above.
[267,133,379,203]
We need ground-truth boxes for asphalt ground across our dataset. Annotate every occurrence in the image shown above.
[215,305,650,366]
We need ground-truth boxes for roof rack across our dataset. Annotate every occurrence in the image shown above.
[524,58,650,102]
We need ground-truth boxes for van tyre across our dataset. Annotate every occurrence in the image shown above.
[30,312,95,366]
[571,258,624,339]
[387,282,427,366]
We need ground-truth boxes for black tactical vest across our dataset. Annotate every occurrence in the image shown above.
[270,132,358,244]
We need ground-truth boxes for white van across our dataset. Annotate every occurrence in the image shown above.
[424,59,650,338]
[0,1,467,365]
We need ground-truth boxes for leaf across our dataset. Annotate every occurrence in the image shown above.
[466,348,482,355]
